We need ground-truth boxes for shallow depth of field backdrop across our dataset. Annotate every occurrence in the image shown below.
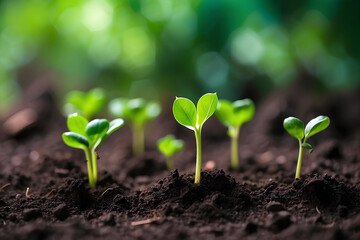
[0,0,360,112]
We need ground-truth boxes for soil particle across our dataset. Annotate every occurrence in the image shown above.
[98,212,116,226]
[267,211,292,233]
[52,203,69,221]
[244,221,258,234]
[266,201,286,212]
[23,208,42,221]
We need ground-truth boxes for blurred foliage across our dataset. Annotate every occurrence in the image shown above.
[0,0,359,113]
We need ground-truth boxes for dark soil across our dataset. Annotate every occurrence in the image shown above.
[0,79,360,240]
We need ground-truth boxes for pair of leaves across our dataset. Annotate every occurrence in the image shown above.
[109,98,161,124]
[62,113,124,150]
[173,93,218,131]
[157,135,185,157]
[64,88,106,119]
[215,99,255,128]
[283,115,330,151]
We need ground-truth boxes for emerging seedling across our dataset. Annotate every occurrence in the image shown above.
[109,98,161,155]
[64,88,106,120]
[215,99,255,171]
[62,113,124,188]
[173,93,218,183]
[157,135,185,170]
[283,115,330,179]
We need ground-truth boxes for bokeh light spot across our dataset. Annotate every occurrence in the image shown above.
[231,29,264,65]
[82,0,113,32]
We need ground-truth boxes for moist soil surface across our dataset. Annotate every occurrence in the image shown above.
[0,80,360,240]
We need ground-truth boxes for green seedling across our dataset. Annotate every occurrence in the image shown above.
[157,135,185,170]
[173,93,218,184]
[215,99,255,171]
[283,115,330,180]
[109,98,161,155]
[64,88,106,120]
[62,113,124,188]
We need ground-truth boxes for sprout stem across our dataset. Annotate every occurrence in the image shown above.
[166,156,173,171]
[230,127,240,171]
[85,148,95,188]
[194,129,202,184]
[295,140,304,180]
[91,149,98,187]
[133,123,145,155]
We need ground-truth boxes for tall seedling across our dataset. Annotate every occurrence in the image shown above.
[62,113,124,188]
[215,99,255,170]
[109,98,161,155]
[283,115,330,179]
[173,93,218,183]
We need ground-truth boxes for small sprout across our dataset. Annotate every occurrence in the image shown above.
[109,98,161,155]
[215,99,255,171]
[64,88,106,120]
[173,93,218,183]
[157,135,185,170]
[283,115,330,179]
[62,113,124,188]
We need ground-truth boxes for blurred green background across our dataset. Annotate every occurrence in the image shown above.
[0,0,359,113]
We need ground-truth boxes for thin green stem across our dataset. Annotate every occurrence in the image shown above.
[230,127,240,171]
[194,129,202,184]
[91,148,98,188]
[166,156,173,171]
[133,123,145,155]
[84,148,95,188]
[295,139,304,180]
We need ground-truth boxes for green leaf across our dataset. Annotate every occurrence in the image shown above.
[233,98,255,126]
[109,98,127,117]
[62,132,89,150]
[302,142,313,153]
[65,88,106,119]
[85,88,106,117]
[85,119,110,147]
[146,101,161,119]
[110,98,161,124]
[106,118,124,136]
[65,91,85,111]
[283,117,305,140]
[98,118,124,147]
[125,98,147,123]
[304,115,330,140]
[67,113,88,135]
[215,100,234,127]
[173,97,197,130]
[216,99,255,128]
[196,93,218,128]
[157,135,184,157]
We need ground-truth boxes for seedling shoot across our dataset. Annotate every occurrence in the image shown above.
[109,98,161,155]
[283,115,330,179]
[215,99,255,171]
[173,93,218,184]
[64,88,106,120]
[62,113,124,188]
[157,135,185,170]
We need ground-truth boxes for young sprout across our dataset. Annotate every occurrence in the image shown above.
[157,135,185,170]
[173,93,218,184]
[62,113,124,188]
[109,98,161,155]
[215,99,255,171]
[64,88,106,120]
[283,115,330,180]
